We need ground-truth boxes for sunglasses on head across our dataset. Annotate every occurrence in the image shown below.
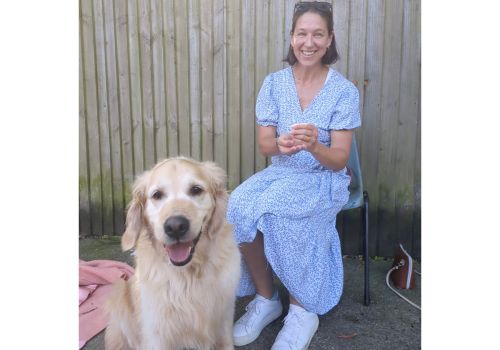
[294,1,332,13]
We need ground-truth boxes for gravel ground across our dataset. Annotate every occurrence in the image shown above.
[80,237,421,349]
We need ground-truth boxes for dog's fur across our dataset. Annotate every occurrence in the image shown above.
[105,157,241,350]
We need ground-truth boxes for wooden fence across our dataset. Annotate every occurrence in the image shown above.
[79,0,421,258]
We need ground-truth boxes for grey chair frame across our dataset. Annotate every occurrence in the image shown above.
[341,134,370,306]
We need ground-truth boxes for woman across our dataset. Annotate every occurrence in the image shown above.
[227,2,361,349]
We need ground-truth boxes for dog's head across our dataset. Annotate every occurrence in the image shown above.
[121,157,228,267]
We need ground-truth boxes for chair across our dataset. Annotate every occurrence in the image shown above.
[341,134,370,306]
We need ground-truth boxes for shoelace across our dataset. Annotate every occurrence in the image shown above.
[276,311,305,348]
[237,298,264,328]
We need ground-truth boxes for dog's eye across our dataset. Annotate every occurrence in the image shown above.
[152,190,163,200]
[190,185,204,196]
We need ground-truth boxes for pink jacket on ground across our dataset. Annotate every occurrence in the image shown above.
[79,259,134,349]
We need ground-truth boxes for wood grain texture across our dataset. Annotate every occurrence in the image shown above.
[241,0,256,182]
[127,0,145,175]
[226,0,241,189]
[341,0,367,256]
[162,0,179,158]
[114,0,134,206]
[200,0,214,162]
[395,0,420,254]
[174,0,191,157]
[79,25,91,235]
[103,0,125,234]
[93,0,115,234]
[376,0,405,257]
[81,0,103,235]
[254,0,270,172]
[189,0,201,161]
[78,0,421,258]
[151,0,168,163]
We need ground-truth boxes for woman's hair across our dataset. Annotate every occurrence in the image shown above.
[285,1,339,66]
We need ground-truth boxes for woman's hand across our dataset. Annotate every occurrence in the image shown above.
[277,133,306,155]
[290,123,319,152]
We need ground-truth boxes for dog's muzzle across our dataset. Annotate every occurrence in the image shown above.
[163,215,202,267]
[164,215,190,239]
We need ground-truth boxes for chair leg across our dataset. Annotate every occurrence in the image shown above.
[362,191,370,306]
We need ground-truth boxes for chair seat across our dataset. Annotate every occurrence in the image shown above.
[342,186,364,210]
[342,152,363,211]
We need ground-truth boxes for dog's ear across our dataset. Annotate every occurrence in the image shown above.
[203,161,228,236]
[122,170,151,251]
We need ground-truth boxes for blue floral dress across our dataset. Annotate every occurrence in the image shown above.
[226,66,361,315]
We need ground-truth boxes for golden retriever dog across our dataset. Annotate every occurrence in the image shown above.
[105,157,241,350]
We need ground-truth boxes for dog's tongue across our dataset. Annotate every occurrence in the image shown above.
[166,242,192,263]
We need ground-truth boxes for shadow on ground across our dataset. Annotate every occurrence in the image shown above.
[80,236,421,350]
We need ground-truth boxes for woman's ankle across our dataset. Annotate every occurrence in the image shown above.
[257,288,278,300]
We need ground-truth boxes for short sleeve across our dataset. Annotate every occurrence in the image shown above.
[329,83,361,130]
[255,75,279,127]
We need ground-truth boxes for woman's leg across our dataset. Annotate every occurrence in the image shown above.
[239,230,274,299]
[233,232,283,346]
[289,294,301,307]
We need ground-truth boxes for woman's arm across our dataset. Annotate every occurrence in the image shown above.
[291,124,352,171]
[258,125,306,157]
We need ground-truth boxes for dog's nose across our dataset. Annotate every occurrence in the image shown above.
[164,215,190,239]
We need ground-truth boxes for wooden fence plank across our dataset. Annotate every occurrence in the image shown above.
[241,0,256,182]
[283,0,294,61]
[175,0,191,157]
[115,0,134,205]
[412,101,421,259]
[213,0,227,171]
[151,0,168,162]
[267,0,285,168]
[227,0,241,190]
[78,0,421,256]
[162,0,179,157]
[376,0,404,257]
[395,0,420,255]
[347,0,367,114]
[79,27,91,236]
[332,0,349,76]
[254,0,269,172]
[332,0,349,245]
[360,0,385,256]
[138,0,155,169]
[268,0,285,74]
[128,0,145,175]
[81,0,103,235]
[342,0,368,256]
[103,0,125,234]
[200,0,214,162]
[189,0,201,161]
[93,0,114,235]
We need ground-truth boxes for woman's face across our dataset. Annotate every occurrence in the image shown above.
[291,12,332,67]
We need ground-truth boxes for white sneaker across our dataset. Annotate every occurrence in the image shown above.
[233,294,283,346]
[270,304,319,350]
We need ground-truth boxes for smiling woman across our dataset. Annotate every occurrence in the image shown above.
[291,12,332,68]
[227,1,361,349]
[285,1,338,66]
